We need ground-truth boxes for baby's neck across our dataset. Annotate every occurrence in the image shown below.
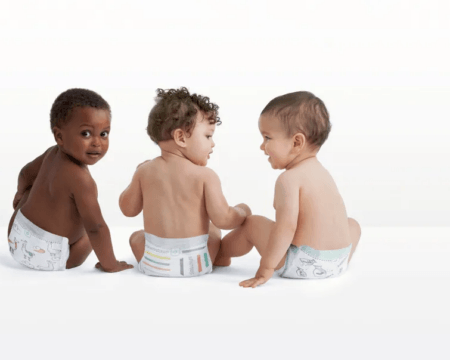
[285,151,318,170]
[159,140,188,162]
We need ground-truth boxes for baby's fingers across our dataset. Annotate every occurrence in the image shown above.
[239,278,257,288]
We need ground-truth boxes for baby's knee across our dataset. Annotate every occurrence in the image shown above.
[129,230,145,246]
[348,218,361,237]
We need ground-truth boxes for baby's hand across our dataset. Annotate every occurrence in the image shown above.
[95,261,134,273]
[235,203,252,217]
[136,160,152,169]
[239,266,274,288]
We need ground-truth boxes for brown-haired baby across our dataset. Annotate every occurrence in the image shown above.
[119,87,251,277]
[8,88,133,272]
[214,91,362,287]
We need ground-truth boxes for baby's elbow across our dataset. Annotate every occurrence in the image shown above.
[121,205,140,218]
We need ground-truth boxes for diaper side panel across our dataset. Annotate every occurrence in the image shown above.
[279,244,352,279]
[8,211,70,271]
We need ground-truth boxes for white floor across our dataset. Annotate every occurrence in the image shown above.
[1,227,449,360]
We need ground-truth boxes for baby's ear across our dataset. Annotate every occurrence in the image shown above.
[173,128,187,148]
[293,133,306,152]
[52,127,63,146]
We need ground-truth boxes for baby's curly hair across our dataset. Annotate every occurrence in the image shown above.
[147,87,221,144]
[50,88,111,130]
[261,91,331,149]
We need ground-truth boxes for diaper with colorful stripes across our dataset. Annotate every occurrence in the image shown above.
[139,232,212,277]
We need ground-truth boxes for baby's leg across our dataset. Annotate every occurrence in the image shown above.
[348,218,361,263]
[214,215,286,268]
[129,230,145,263]
[66,234,93,269]
[207,222,222,263]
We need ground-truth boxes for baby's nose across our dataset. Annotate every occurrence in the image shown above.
[260,142,264,150]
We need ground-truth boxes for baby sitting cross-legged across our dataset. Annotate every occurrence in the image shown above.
[119,87,251,277]
[214,91,362,287]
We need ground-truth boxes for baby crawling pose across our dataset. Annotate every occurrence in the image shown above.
[214,91,362,287]
[7,89,133,272]
[120,87,251,277]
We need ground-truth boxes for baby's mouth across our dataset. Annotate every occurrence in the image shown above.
[87,152,101,157]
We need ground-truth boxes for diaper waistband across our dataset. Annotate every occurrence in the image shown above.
[144,232,209,251]
[14,210,67,244]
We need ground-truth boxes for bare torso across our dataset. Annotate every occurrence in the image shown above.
[287,158,351,250]
[20,146,91,244]
[140,156,210,238]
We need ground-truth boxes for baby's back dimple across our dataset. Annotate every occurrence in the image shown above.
[141,158,208,238]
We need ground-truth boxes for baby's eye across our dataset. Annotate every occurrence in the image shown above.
[101,131,109,138]
[81,131,91,137]
[264,136,271,140]
[206,135,212,139]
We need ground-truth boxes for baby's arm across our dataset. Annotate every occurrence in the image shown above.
[13,146,54,209]
[240,172,299,288]
[204,168,251,229]
[72,171,133,272]
[119,164,144,217]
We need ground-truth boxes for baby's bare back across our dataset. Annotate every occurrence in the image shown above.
[140,157,210,238]
[292,158,351,250]
[20,146,87,244]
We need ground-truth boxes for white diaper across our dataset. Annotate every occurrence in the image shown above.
[8,209,70,271]
[277,244,352,279]
[139,233,212,277]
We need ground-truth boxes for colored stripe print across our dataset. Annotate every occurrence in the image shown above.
[182,245,207,254]
[197,254,202,272]
[142,261,170,271]
[144,256,169,266]
[145,250,170,260]
[204,253,209,268]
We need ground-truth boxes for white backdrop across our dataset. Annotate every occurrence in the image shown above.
[1,0,449,227]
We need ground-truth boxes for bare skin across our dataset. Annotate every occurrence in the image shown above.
[215,114,362,287]
[120,112,252,265]
[8,107,133,272]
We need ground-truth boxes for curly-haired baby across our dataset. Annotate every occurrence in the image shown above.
[120,87,251,277]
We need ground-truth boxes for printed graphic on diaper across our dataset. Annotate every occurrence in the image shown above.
[36,260,55,271]
[145,250,170,261]
[197,254,202,272]
[22,241,36,261]
[170,248,180,256]
[34,247,46,253]
[203,253,209,268]
[313,265,327,277]
[47,242,62,261]
[299,258,316,267]
[145,244,170,254]
[8,238,19,255]
[12,223,21,234]
[188,256,194,276]
[182,245,207,254]
[180,258,184,276]
[296,267,307,277]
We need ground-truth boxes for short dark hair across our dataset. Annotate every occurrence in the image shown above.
[261,91,331,148]
[147,87,221,144]
[50,88,111,130]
